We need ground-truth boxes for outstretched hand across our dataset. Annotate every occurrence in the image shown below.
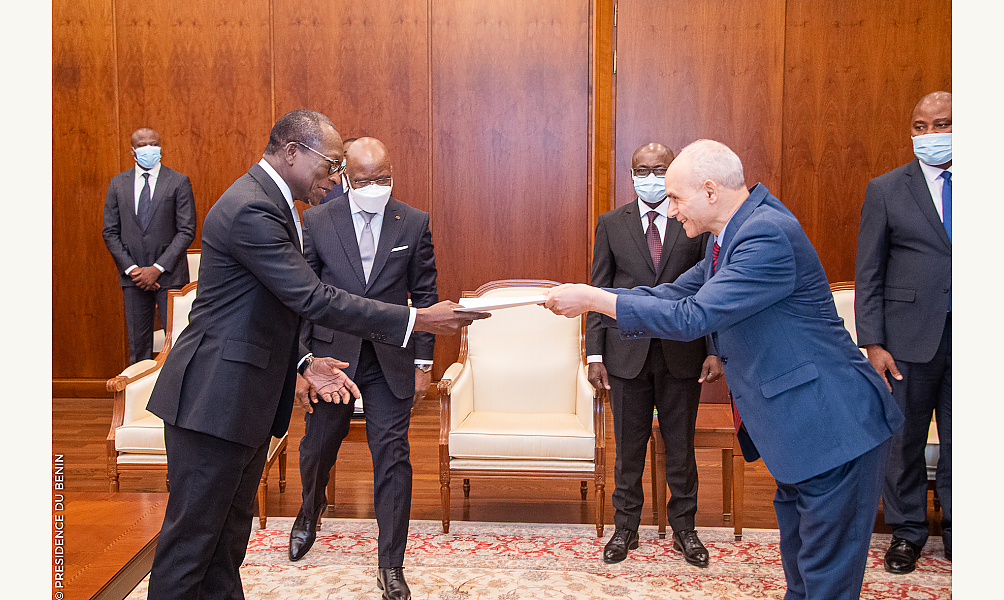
[414,301,490,335]
[303,357,361,404]
[543,284,617,319]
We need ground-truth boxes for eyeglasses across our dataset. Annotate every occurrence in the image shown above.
[290,141,346,176]
[350,176,393,188]
[633,167,668,177]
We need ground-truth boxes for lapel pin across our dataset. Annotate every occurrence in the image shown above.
[395,215,401,220]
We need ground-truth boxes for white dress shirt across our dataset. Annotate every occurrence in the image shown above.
[917,160,953,222]
[124,161,165,275]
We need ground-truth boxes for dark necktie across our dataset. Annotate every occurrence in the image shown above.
[137,172,152,229]
[646,211,662,267]
[941,171,951,242]
[359,211,376,282]
[712,241,721,272]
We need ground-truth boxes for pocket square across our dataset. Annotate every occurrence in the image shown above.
[391,245,409,252]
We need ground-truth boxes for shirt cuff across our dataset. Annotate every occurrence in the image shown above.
[124,264,139,275]
[401,307,417,348]
[296,353,313,371]
[153,263,165,273]
[414,359,433,366]
[586,355,603,363]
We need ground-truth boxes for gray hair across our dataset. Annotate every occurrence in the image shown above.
[677,139,746,191]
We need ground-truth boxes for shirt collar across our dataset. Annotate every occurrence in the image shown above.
[636,197,668,218]
[135,161,162,180]
[918,159,952,183]
[257,158,295,210]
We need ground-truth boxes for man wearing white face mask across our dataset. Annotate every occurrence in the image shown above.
[585,143,722,566]
[290,138,436,600]
[102,127,197,364]
[856,91,952,572]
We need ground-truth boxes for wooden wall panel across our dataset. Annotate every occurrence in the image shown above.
[115,0,274,248]
[52,0,125,380]
[781,0,952,281]
[431,0,591,370]
[615,0,786,209]
[273,0,431,213]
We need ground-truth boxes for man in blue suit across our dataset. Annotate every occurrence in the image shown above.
[544,139,904,600]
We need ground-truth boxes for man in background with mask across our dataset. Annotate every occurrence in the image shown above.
[855,91,952,573]
[288,137,435,600]
[102,127,197,365]
[585,142,722,566]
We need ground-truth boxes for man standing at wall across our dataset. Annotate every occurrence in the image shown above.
[102,128,196,365]
[544,139,903,600]
[855,91,952,572]
[586,142,722,566]
[144,109,486,600]
[290,138,436,600]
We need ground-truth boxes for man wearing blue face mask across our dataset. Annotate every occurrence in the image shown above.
[856,91,952,573]
[289,137,437,600]
[102,127,197,365]
[585,142,722,566]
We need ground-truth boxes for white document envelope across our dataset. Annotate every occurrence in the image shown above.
[454,295,547,312]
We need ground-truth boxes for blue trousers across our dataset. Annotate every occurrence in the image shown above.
[774,439,889,600]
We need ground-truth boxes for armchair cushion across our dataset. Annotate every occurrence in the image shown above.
[450,411,595,461]
[115,414,167,456]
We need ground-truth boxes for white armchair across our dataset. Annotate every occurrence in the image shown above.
[106,281,199,491]
[437,280,607,536]
[152,250,201,355]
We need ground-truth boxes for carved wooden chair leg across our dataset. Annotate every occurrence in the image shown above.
[463,478,471,498]
[278,447,287,492]
[580,481,587,500]
[257,478,268,530]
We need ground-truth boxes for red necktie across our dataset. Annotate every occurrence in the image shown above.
[646,211,661,267]
[712,241,720,272]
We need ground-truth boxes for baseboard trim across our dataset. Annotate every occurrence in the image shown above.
[53,378,111,398]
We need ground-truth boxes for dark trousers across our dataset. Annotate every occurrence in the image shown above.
[148,423,270,600]
[297,341,414,567]
[122,283,178,364]
[884,313,952,550]
[775,439,889,600]
[607,341,702,533]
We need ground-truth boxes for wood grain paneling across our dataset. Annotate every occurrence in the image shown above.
[431,0,592,371]
[115,0,274,247]
[53,0,125,378]
[615,0,786,209]
[781,0,952,281]
[273,0,431,213]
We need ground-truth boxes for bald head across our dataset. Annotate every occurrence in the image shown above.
[632,143,674,170]
[911,91,952,137]
[131,128,160,148]
[345,137,393,189]
[664,140,748,238]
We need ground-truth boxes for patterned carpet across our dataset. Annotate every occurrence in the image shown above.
[126,518,951,599]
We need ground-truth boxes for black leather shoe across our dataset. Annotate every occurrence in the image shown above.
[376,567,411,600]
[603,527,639,564]
[288,510,318,562]
[672,529,709,568]
[884,537,922,574]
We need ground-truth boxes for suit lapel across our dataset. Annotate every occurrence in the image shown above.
[365,199,405,293]
[121,168,145,230]
[248,163,301,253]
[655,217,683,282]
[144,166,171,230]
[328,198,368,287]
[622,203,657,275]
[904,160,952,250]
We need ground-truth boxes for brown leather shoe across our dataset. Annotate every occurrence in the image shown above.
[377,567,411,600]
[672,529,709,568]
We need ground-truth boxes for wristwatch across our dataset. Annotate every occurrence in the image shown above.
[297,354,314,375]
[418,364,433,373]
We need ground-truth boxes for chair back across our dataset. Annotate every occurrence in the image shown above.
[463,282,582,415]
[829,281,865,355]
[187,250,201,283]
[166,281,198,352]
